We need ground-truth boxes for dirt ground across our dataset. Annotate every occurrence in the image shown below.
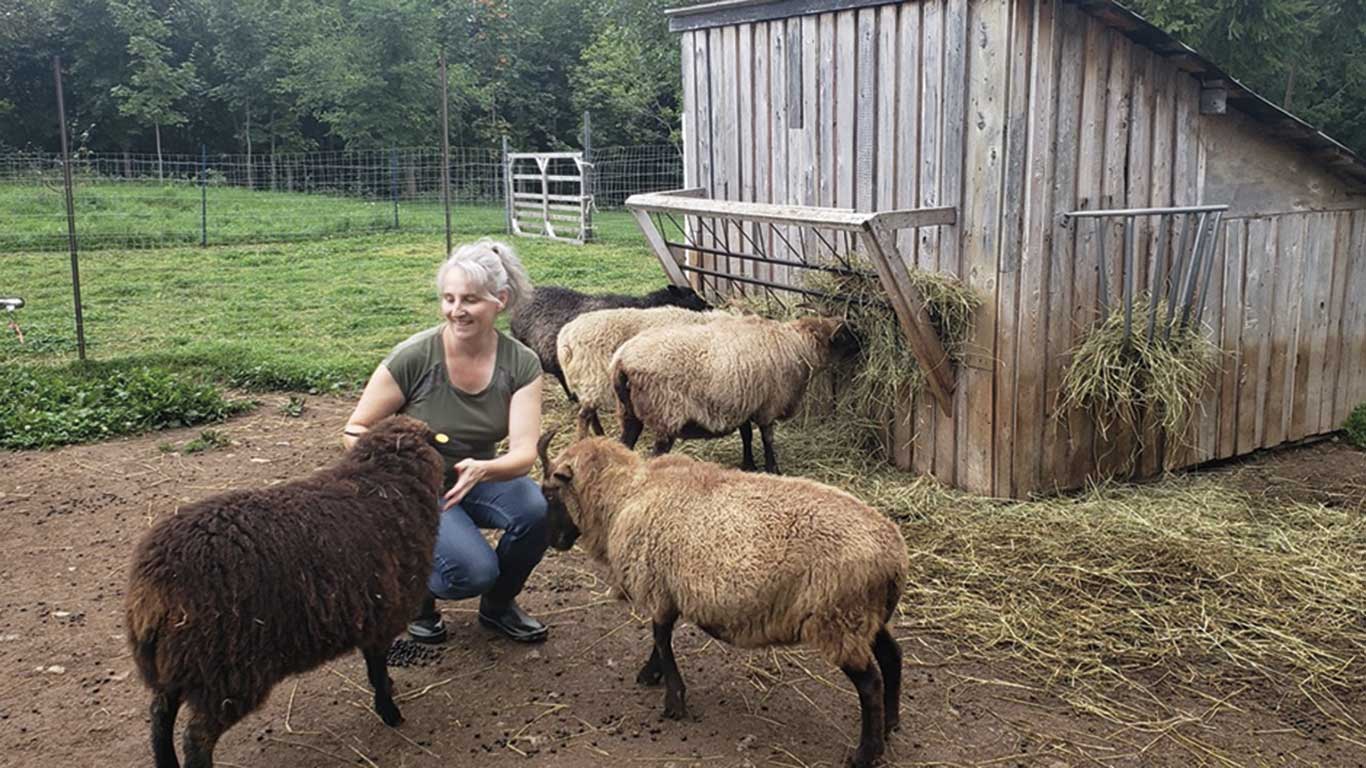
[2,394,1364,768]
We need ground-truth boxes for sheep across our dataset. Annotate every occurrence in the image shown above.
[536,432,909,768]
[125,415,447,768]
[508,283,710,400]
[558,305,728,438]
[610,313,858,473]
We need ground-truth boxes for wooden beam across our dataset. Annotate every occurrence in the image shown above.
[870,207,958,229]
[666,0,899,32]
[630,208,691,286]
[860,222,956,412]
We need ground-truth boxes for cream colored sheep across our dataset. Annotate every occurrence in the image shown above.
[537,433,908,768]
[610,314,857,473]
[558,306,727,438]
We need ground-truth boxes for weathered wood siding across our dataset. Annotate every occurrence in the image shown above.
[678,0,1366,498]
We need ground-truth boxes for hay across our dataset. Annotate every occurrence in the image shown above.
[539,380,1366,738]
[672,410,1366,734]
[724,263,979,459]
[1059,297,1221,446]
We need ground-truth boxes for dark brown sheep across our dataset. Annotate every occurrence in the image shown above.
[508,283,710,400]
[125,415,446,768]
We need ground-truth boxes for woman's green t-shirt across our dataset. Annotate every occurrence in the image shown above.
[382,325,542,488]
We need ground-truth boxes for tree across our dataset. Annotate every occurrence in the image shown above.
[109,0,199,179]
[571,22,680,147]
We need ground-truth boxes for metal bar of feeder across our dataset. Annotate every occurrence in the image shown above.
[1147,213,1169,344]
[1064,204,1229,218]
[1164,212,1196,340]
[663,240,878,276]
[1123,215,1135,346]
[1097,217,1109,313]
[679,263,887,305]
[1192,211,1224,328]
[1176,211,1210,334]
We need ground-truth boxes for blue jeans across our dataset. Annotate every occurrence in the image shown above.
[427,475,549,605]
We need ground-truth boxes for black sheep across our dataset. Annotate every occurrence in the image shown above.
[125,415,446,768]
[509,283,709,400]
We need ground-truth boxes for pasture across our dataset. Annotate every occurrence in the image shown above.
[1,186,1363,766]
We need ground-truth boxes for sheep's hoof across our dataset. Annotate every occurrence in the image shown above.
[884,714,900,734]
[740,461,758,472]
[847,745,882,768]
[636,663,663,687]
[662,695,688,720]
[376,701,404,727]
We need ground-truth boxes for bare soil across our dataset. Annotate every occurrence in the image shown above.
[2,395,1363,768]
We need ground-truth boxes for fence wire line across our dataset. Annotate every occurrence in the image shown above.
[0,144,681,251]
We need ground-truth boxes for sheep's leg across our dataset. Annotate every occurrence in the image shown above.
[588,410,605,436]
[840,663,886,768]
[758,422,779,474]
[635,645,663,686]
[363,645,404,726]
[181,709,229,768]
[739,422,757,471]
[652,436,675,455]
[873,627,902,733]
[652,614,687,720]
[149,688,181,768]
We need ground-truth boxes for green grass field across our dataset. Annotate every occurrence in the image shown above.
[1,184,667,390]
[0,180,646,250]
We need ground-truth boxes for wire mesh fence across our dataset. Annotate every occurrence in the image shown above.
[0,144,682,251]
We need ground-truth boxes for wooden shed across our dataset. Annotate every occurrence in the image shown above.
[627,0,1366,498]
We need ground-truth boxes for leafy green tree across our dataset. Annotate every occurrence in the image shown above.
[109,0,199,178]
[571,22,680,147]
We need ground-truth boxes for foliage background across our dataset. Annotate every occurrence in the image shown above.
[1,0,1362,157]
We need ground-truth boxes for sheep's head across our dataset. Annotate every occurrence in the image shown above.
[659,283,710,312]
[351,415,446,489]
[796,315,862,362]
[538,431,639,553]
[537,429,581,551]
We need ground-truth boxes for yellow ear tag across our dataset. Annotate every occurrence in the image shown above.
[435,433,450,444]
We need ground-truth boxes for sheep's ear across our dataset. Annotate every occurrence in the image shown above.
[666,284,684,296]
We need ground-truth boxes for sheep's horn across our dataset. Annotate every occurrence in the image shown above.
[536,429,558,477]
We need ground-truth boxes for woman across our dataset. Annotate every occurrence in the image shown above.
[343,239,548,644]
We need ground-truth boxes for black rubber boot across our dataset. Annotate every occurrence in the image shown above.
[407,593,447,644]
[478,597,548,643]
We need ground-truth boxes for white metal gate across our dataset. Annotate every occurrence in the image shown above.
[505,152,592,243]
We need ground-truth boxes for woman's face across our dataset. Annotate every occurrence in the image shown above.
[440,268,507,340]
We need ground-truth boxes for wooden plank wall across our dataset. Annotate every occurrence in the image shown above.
[677,0,1366,498]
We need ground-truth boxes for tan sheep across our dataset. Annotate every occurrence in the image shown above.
[537,433,908,768]
[558,306,727,438]
[610,313,857,472]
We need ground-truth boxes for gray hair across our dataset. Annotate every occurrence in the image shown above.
[435,239,534,313]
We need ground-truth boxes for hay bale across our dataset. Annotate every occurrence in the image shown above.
[1059,297,1220,450]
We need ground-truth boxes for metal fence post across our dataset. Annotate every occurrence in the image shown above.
[502,135,512,235]
[438,51,453,255]
[52,55,85,361]
[390,148,400,230]
[582,110,593,242]
[200,144,208,246]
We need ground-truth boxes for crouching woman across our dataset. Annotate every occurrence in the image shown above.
[343,239,549,644]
